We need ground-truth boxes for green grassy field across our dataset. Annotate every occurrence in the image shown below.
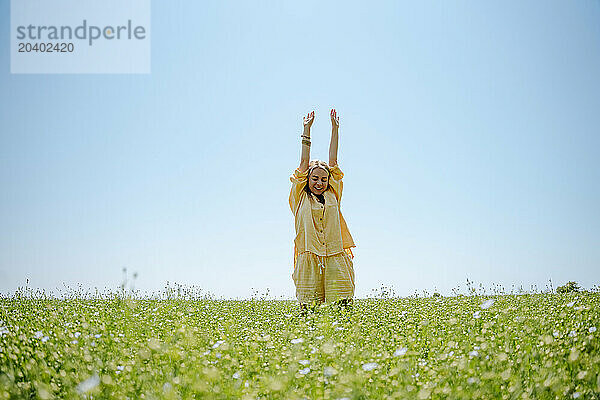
[1,288,599,399]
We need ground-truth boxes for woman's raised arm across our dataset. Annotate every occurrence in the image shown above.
[328,108,340,167]
[299,111,314,173]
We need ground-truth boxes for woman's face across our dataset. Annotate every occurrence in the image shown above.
[308,168,329,195]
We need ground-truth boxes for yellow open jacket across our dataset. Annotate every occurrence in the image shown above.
[289,163,356,270]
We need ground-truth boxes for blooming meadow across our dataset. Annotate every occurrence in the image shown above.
[1,285,599,399]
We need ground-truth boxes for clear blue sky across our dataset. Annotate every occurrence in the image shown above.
[1,1,599,299]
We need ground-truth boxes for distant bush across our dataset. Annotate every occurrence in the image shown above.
[433,292,441,298]
[557,281,580,293]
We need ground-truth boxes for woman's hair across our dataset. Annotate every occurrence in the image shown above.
[304,160,331,203]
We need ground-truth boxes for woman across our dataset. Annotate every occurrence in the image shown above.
[289,108,356,314]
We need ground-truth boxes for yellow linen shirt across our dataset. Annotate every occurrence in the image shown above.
[289,163,356,270]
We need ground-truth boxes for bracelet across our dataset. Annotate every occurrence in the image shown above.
[302,139,311,146]
[301,134,311,139]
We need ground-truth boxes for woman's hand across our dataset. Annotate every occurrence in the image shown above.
[303,111,315,130]
[329,109,339,166]
[330,108,339,129]
[299,111,313,172]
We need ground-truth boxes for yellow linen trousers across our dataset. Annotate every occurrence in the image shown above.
[292,250,355,304]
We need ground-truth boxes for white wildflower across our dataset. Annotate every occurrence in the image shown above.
[212,340,225,349]
[480,299,495,309]
[394,347,407,357]
[232,371,241,379]
[34,331,43,339]
[473,311,481,319]
[299,360,310,366]
[76,373,100,394]
[589,327,596,333]
[567,301,575,307]
[469,350,479,357]
[324,366,337,377]
[94,334,102,339]
[291,338,304,344]
[299,367,310,375]
[361,362,378,371]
